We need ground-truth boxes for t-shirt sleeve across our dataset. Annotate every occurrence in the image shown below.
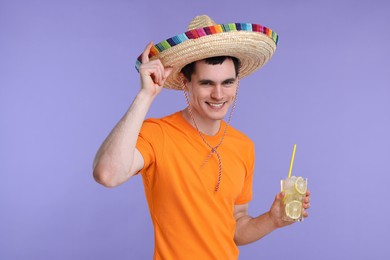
[234,142,255,205]
[136,119,164,175]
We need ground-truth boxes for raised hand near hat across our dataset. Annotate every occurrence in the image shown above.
[139,42,173,97]
[92,42,173,188]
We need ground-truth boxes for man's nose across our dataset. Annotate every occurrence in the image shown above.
[211,85,223,100]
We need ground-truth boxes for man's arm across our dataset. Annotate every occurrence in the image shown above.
[93,42,172,187]
[234,191,311,245]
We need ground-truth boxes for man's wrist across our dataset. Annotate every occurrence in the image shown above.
[137,88,158,103]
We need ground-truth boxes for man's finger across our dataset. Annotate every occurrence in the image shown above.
[276,192,284,202]
[163,66,173,80]
[141,42,154,64]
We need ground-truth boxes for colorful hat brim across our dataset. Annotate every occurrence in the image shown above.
[136,23,278,90]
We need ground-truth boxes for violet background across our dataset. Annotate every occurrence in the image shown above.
[1,0,389,259]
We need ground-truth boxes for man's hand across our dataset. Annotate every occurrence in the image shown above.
[92,42,174,188]
[139,42,173,96]
[268,190,311,228]
[233,190,311,245]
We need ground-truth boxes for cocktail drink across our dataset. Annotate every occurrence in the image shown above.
[281,144,307,221]
[280,176,307,221]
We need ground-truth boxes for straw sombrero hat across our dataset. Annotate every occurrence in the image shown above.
[135,15,278,90]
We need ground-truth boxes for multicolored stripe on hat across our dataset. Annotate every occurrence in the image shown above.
[135,23,278,72]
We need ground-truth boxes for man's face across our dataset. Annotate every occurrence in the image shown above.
[184,58,238,123]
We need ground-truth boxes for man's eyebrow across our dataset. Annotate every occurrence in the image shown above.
[198,78,237,84]
[198,79,215,84]
[222,78,237,83]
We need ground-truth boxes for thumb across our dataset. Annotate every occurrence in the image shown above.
[160,66,173,86]
[163,66,173,80]
[275,192,284,204]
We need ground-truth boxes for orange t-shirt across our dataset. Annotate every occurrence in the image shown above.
[136,111,255,260]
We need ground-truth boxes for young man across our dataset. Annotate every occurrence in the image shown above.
[93,15,310,259]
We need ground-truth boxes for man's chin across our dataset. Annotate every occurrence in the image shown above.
[207,110,229,121]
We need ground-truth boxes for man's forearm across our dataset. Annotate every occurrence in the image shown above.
[93,90,156,187]
[234,212,278,246]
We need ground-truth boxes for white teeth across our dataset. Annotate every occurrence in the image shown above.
[208,103,223,108]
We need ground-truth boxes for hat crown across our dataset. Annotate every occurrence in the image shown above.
[187,15,217,30]
[135,14,278,90]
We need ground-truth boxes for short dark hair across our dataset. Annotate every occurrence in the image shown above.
[181,56,240,81]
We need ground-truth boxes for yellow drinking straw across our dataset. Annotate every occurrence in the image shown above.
[288,144,297,178]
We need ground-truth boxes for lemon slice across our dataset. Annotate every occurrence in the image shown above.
[285,200,302,220]
[294,177,307,195]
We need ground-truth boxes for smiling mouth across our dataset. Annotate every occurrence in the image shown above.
[206,102,226,109]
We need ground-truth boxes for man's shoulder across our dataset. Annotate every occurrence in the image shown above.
[226,124,254,145]
[144,111,181,124]
[142,112,185,134]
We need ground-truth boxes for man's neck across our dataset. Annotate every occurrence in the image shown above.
[181,108,221,136]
